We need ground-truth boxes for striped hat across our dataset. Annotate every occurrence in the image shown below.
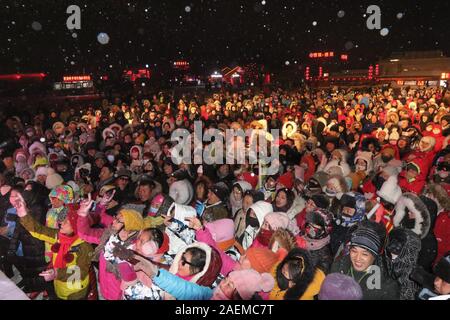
[350,226,382,257]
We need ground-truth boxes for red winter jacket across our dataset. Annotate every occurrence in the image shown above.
[398,172,426,195]
[434,211,450,265]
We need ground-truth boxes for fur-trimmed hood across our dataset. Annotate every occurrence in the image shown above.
[169,242,222,287]
[393,193,431,239]
[323,159,351,177]
[286,195,306,222]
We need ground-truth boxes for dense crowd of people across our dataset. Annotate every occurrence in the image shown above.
[0,86,449,300]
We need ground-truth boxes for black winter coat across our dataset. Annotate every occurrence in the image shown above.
[309,245,333,274]
[7,203,48,292]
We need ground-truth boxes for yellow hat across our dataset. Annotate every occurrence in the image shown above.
[120,209,144,231]
[33,156,49,169]
[143,216,165,229]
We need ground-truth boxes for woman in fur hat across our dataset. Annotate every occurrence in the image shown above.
[270,248,326,300]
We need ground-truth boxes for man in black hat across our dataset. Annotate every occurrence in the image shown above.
[201,182,230,223]
[113,168,135,205]
[416,253,450,299]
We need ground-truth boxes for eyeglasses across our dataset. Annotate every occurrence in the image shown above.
[181,254,194,267]
[119,177,130,181]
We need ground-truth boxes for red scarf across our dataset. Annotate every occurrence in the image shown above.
[256,228,274,247]
[53,233,79,269]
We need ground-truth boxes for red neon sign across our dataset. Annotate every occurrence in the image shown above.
[63,75,91,82]
[305,67,310,80]
[309,52,335,59]
[341,54,348,61]
[0,73,46,81]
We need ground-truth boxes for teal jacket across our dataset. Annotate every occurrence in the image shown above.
[153,269,213,300]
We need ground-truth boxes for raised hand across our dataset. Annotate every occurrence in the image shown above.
[78,193,93,217]
[39,269,56,282]
[99,189,116,207]
[185,216,203,231]
[133,255,158,277]
[14,194,28,218]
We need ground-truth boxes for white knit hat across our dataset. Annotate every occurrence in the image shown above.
[169,179,194,205]
[45,168,64,190]
[376,176,402,205]
[35,166,49,177]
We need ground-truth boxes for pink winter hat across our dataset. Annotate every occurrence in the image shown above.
[263,212,290,230]
[228,269,275,300]
[205,219,235,243]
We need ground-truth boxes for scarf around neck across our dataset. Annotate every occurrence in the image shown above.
[53,232,79,269]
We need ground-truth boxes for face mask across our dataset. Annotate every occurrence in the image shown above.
[381,155,393,163]
[305,223,325,239]
[107,155,115,163]
[246,215,260,228]
[256,228,274,246]
[141,240,158,256]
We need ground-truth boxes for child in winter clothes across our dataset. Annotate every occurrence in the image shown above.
[15,198,93,300]
[76,195,144,300]
[45,185,74,262]
[118,228,170,300]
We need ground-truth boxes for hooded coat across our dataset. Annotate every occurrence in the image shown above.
[239,201,273,250]
[151,242,222,300]
[393,193,437,273]
[385,228,422,300]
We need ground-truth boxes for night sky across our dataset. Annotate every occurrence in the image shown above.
[1,0,449,77]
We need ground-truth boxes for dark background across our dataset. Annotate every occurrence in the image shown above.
[1,0,449,78]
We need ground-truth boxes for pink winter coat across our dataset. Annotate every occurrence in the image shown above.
[77,215,122,300]
[195,228,236,276]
